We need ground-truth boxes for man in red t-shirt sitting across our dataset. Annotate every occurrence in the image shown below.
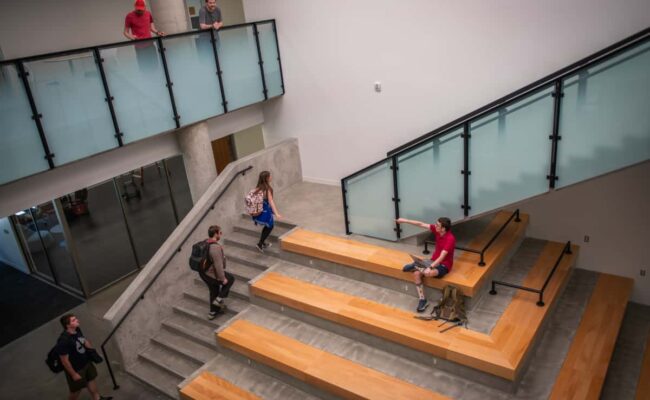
[123,0,164,40]
[397,217,456,312]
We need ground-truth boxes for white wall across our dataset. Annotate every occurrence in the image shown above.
[517,161,650,305]
[243,0,650,184]
[0,217,29,273]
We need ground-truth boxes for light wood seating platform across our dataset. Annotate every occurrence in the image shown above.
[549,273,634,400]
[180,371,262,400]
[280,210,529,297]
[636,333,650,400]
[252,240,578,380]
[217,319,450,400]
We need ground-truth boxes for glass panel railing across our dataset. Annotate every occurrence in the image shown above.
[25,52,118,166]
[344,160,397,241]
[257,22,284,98]
[216,26,266,110]
[557,39,650,188]
[469,86,554,215]
[100,40,176,144]
[163,31,225,126]
[397,128,464,237]
[0,64,51,184]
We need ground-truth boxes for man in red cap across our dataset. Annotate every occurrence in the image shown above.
[123,0,165,40]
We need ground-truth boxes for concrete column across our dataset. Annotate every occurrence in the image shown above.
[148,0,190,34]
[177,122,217,202]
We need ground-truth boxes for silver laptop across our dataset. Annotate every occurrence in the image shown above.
[410,254,431,270]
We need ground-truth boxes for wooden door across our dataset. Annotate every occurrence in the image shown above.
[211,135,235,174]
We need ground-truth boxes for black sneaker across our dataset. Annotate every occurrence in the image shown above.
[256,243,265,253]
[263,242,273,249]
[416,299,429,313]
[402,264,416,273]
[208,311,218,320]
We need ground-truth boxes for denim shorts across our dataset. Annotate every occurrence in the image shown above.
[433,264,449,278]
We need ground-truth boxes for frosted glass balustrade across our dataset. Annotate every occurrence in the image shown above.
[0,65,51,184]
[100,41,175,144]
[557,39,650,188]
[163,32,225,126]
[257,22,284,98]
[345,160,397,241]
[397,129,464,237]
[469,87,554,215]
[25,53,117,166]
[216,26,265,110]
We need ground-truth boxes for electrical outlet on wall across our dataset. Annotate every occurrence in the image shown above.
[584,235,590,243]
[641,269,646,277]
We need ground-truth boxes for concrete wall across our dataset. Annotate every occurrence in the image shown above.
[104,138,301,370]
[515,161,650,305]
[0,217,29,273]
[233,124,265,159]
[243,0,650,184]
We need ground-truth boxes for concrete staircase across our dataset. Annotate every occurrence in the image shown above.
[123,211,632,400]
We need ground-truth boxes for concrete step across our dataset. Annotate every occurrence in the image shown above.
[224,231,284,259]
[182,284,249,315]
[181,353,323,400]
[139,344,199,383]
[161,312,219,349]
[191,275,250,301]
[219,306,455,398]
[238,212,297,231]
[233,223,294,243]
[224,245,277,270]
[150,328,218,366]
[130,358,181,398]
[227,259,264,281]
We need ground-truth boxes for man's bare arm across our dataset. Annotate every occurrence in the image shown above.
[60,355,81,381]
[396,218,429,229]
[123,27,136,40]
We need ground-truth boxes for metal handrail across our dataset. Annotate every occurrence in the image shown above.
[0,20,278,65]
[423,209,521,266]
[489,240,572,307]
[99,165,252,390]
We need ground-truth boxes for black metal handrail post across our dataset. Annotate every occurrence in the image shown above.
[209,29,228,113]
[93,48,123,146]
[422,209,521,267]
[252,23,269,101]
[341,179,351,235]
[547,80,563,188]
[489,240,572,307]
[157,37,181,128]
[100,165,253,390]
[391,156,401,239]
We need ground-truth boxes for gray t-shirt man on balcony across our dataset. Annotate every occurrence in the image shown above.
[199,0,223,30]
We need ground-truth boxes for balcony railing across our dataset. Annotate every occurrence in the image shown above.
[0,20,284,186]
[342,28,650,241]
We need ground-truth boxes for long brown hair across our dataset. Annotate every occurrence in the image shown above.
[256,171,273,196]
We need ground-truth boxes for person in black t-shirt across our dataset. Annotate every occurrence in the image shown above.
[56,314,112,400]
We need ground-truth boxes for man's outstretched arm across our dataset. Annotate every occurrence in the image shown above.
[396,218,430,229]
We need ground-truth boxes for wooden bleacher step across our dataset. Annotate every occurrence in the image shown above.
[180,371,262,400]
[280,210,529,297]
[217,319,450,400]
[636,333,650,400]
[251,240,578,381]
[549,273,634,400]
